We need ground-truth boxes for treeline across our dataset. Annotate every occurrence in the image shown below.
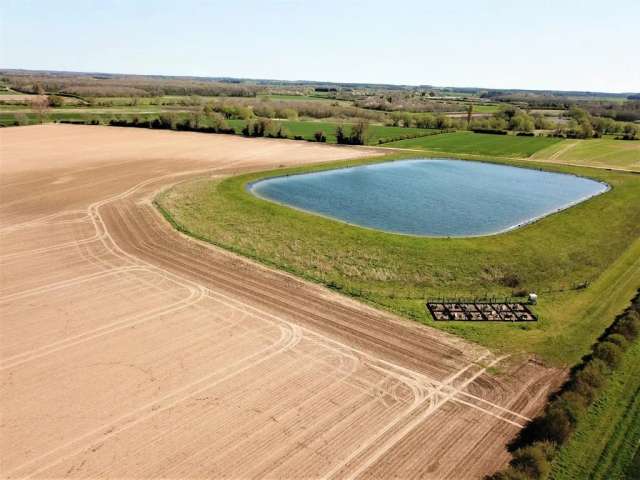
[355,93,468,113]
[104,113,372,145]
[486,290,640,480]
[387,111,458,129]
[584,99,640,122]
[482,92,640,123]
[5,74,263,98]
[203,97,385,122]
[553,107,639,139]
[108,112,234,134]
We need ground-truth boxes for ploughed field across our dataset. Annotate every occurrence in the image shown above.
[0,125,560,479]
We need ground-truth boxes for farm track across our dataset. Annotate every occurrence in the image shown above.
[0,125,561,479]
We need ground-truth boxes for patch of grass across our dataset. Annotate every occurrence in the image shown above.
[532,138,640,171]
[156,154,640,365]
[550,339,640,480]
[382,131,564,157]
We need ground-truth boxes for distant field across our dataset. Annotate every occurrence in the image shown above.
[256,94,337,102]
[467,103,501,113]
[550,338,640,480]
[158,154,640,365]
[382,131,563,157]
[532,138,640,171]
[226,119,439,145]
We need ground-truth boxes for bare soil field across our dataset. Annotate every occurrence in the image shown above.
[0,125,562,479]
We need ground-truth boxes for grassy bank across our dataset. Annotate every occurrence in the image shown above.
[382,131,564,157]
[156,153,640,365]
[549,339,640,479]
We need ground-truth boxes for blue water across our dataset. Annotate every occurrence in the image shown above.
[249,159,608,237]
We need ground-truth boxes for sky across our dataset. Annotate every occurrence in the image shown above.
[1,0,638,93]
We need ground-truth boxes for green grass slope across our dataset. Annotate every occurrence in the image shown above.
[382,131,563,157]
[532,138,640,171]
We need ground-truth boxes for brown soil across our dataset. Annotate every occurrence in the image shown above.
[0,124,563,479]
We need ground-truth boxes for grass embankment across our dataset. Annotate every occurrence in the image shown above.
[156,154,640,365]
[532,138,640,172]
[382,131,564,157]
[550,339,640,480]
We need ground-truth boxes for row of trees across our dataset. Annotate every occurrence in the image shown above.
[387,104,640,138]
[387,111,457,130]
[487,291,640,480]
[109,111,234,134]
[355,93,469,113]
[550,107,639,139]
[7,74,263,98]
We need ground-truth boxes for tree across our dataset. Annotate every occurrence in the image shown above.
[436,114,453,129]
[14,112,28,126]
[466,104,474,127]
[158,113,178,130]
[349,121,369,145]
[47,95,64,107]
[208,112,229,132]
[509,113,535,132]
[30,96,49,123]
[314,130,326,142]
[612,311,640,340]
[282,108,298,121]
[335,125,347,144]
[623,123,639,139]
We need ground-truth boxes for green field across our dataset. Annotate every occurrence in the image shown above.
[156,154,640,365]
[532,138,640,171]
[382,131,564,157]
[466,103,501,113]
[550,338,640,480]
[226,119,438,145]
[256,93,337,102]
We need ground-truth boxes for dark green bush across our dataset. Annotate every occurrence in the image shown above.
[555,391,588,426]
[593,341,623,367]
[605,333,629,350]
[612,311,640,340]
[510,441,555,479]
[485,468,531,480]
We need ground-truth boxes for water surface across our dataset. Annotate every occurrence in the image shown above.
[249,159,607,236]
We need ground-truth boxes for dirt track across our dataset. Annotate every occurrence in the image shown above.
[0,125,561,479]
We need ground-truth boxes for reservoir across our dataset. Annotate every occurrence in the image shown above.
[249,159,608,237]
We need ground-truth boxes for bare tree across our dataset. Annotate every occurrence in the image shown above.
[31,97,50,123]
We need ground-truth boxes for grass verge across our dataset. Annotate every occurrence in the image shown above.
[549,338,640,479]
